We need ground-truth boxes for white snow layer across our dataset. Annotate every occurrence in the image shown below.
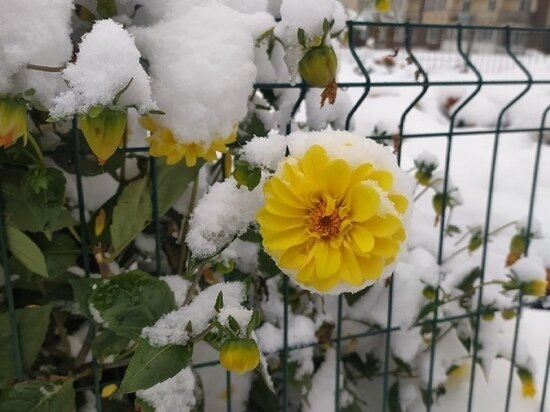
[141,282,246,346]
[132,2,273,145]
[51,19,156,118]
[0,0,73,107]
[511,257,547,283]
[186,178,264,259]
[137,367,196,412]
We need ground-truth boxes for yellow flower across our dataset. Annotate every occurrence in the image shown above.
[78,108,127,165]
[522,279,547,297]
[0,97,28,149]
[257,144,409,294]
[219,338,260,374]
[139,115,236,167]
[518,368,536,398]
[376,0,392,13]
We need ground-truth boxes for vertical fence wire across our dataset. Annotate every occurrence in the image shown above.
[73,120,103,412]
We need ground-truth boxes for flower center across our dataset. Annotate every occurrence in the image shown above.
[309,206,342,238]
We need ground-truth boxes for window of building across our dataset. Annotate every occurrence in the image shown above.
[462,0,471,12]
[488,0,496,12]
[519,0,531,11]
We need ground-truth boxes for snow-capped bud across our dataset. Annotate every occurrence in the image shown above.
[299,45,338,106]
[522,279,547,297]
[0,97,28,149]
[219,338,260,374]
[78,107,127,165]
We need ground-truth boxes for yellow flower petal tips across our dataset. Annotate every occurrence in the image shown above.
[0,97,28,149]
[256,131,413,294]
[139,115,236,167]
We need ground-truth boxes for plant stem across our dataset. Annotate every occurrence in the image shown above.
[177,173,199,275]
[26,63,65,72]
[27,133,45,167]
[182,262,208,306]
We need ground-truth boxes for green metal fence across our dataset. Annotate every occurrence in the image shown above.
[1,21,550,411]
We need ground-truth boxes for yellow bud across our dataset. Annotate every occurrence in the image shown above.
[517,368,536,398]
[101,383,118,398]
[95,208,107,237]
[79,108,127,165]
[298,45,338,88]
[501,308,516,320]
[0,97,28,149]
[219,338,260,374]
[522,279,547,297]
[376,0,392,12]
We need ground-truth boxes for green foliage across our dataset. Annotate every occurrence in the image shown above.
[0,379,75,412]
[388,382,402,412]
[2,168,74,234]
[111,177,152,258]
[5,226,48,277]
[92,330,132,363]
[233,159,262,191]
[0,305,52,388]
[156,158,203,216]
[120,340,192,393]
[89,271,176,338]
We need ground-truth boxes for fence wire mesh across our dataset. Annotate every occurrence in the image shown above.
[1,21,549,412]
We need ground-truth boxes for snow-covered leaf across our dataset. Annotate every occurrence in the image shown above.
[89,271,175,338]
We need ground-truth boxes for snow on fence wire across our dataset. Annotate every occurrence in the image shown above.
[1,20,549,412]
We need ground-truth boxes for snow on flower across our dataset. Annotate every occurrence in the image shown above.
[255,130,414,294]
[0,0,73,107]
[51,19,156,118]
[132,2,273,166]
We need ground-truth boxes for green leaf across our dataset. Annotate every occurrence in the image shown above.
[232,160,261,191]
[134,398,154,412]
[111,177,152,257]
[416,301,437,323]
[0,305,52,388]
[6,226,48,277]
[214,292,224,313]
[246,310,262,337]
[92,330,132,363]
[96,0,117,18]
[0,379,75,412]
[120,340,192,393]
[155,158,202,216]
[42,233,79,279]
[388,382,402,412]
[297,28,307,48]
[68,278,100,318]
[393,356,413,377]
[343,284,373,306]
[2,169,74,233]
[113,78,133,105]
[74,4,96,22]
[89,271,175,338]
[227,315,240,334]
[456,266,481,292]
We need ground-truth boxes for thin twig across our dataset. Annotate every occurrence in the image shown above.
[182,263,208,306]
[177,174,200,275]
[26,63,65,72]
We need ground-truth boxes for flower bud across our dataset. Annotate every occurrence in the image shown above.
[501,308,516,320]
[517,368,536,398]
[299,45,337,88]
[78,108,127,165]
[0,97,28,149]
[219,338,260,374]
[422,285,436,300]
[376,0,392,12]
[522,279,547,297]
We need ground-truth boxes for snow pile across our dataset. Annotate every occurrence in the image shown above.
[239,134,288,171]
[256,315,317,353]
[0,0,73,107]
[141,282,245,346]
[186,179,264,258]
[219,239,260,274]
[305,87,354,131]
[132,2,273,146]
[160,275,191,307]
[137,367,196,412]
[51,19,156,118]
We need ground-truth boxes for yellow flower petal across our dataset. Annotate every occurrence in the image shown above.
[371,238,400,258]
[363,214,402,237]
[322,159,351,198]
[370,170,393,191]
[349,184,380,222]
